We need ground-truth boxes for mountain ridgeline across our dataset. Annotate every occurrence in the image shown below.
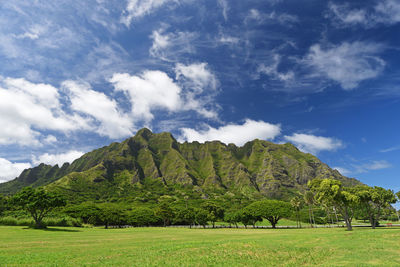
[0,128,360,201]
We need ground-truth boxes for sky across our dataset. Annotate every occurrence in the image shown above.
[0,0,399,192]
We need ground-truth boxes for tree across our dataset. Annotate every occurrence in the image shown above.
[238,208,262,228]
[97,203,127,228]
[155,202,174,227]
[128,207,159,227]
[195,208,209,228]
[174,207,196,228]
[0,194,7,216]
[200,201,224,228]
[290,196,303,228]
[309,179,359,231]
[356,186,396,229]
[304,191,315,227]
[245,200,292,228]
[12,187,66,228]
[224,210,241,228]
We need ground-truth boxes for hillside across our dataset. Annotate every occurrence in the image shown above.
[0,128,360,202]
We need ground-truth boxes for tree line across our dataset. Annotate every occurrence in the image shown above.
[0,178,398,230]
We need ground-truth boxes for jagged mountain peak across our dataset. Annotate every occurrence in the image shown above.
[0,128,360,201]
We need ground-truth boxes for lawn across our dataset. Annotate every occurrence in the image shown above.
[1,226,400,266]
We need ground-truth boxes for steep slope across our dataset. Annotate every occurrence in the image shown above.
[0,128,360,201]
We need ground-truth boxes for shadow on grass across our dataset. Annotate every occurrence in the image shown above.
[22,227,81,232]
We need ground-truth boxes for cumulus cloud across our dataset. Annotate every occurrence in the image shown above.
[110,64,219,122]
[305,42,385,90]
[284,133,343,155]
[179,119,281,146]
[0,77,90,146]
[62,80,134,139]
[149,27,197,61]
[31,150,85,166]
[0,158,31,183]
[121,0,178,27]
[328,1,400,28]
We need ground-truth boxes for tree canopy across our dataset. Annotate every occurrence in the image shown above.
[12,187,66,228]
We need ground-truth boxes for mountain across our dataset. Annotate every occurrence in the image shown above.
[0,128,360,202]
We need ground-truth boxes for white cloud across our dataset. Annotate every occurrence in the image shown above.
[121,0,178,27]
[110,71,183,123]
[328,1,400,28]
[284,133,343,155]
[0,77,90,146]
[333,167,352,176]
[175,62,219,118]
[43,135,57,144]
[110,65,219,122]
[258,54,295,82]
[217,0,229,21]
[335,160,392,176]
[179,119,281,146]
[380,146,400,153]
[306,42,385,90]
[0,158,31,183]
[32,150,85,166]
[149,27,197,61]
[328,3,368,27]
[175,62,218,92]
[62,80,134,139]
[375,0,400,25]
[218,35,240,45]
[246,9,298,25]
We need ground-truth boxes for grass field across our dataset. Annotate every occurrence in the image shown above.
[1,226,400,266]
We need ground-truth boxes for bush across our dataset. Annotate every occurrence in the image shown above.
[0,216,81,227]
[0,216,33,226]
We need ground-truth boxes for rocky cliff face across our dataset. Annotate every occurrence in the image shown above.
[0,128,360,200]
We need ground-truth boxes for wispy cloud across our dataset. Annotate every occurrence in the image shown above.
[328,0,400,28]
[305,42,385,90]
[121,0,179,27]
[335,160,392,176]
[149,27,197,61]
[380,146,400,153]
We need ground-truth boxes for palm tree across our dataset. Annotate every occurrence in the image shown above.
[304,191,315,228]
[290,196,303,228]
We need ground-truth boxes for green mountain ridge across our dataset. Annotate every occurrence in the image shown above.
[0,128,360,202]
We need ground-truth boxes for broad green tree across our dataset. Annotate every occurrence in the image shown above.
[239,208,262,228]
[12,187,66,228]
[245,200,292,228]
[309,179,359,231]
[174,207,196,228]
[224,210,241,228]
[195,208,209,228]
[155,202,174,227]
[356,185,396,228]
[201,201,224,228]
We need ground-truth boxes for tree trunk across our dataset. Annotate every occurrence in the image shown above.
[308,206,313,228]
[343,207,352,231]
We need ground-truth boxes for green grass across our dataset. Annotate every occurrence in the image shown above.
[1,226,400,266]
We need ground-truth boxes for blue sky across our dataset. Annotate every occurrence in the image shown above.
[0,0,399,192]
